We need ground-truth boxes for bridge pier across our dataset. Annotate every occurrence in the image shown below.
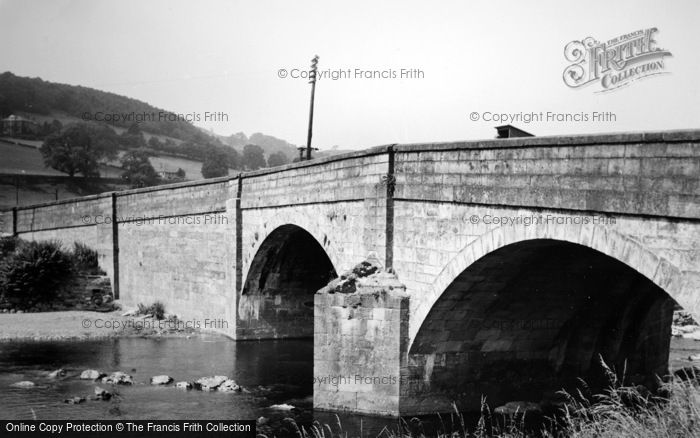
[314,263,409,416]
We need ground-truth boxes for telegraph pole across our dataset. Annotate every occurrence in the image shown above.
[305,55,319,160]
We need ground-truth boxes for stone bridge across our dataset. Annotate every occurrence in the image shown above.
[1,130,699,416]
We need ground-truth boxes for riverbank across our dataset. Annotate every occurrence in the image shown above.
[0,309,199,341]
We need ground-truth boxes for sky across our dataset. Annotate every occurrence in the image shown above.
[0,0,698,150]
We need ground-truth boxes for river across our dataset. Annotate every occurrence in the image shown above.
[0,335,404,437]
[1,335,697,437]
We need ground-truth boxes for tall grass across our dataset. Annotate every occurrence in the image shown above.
[269,361,700,438]
[72,241,101,272]
[136,301,166,320]
[558,362,700,438]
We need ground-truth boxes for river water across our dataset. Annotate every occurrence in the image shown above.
[1,335,697,437]
[0,335,404,437]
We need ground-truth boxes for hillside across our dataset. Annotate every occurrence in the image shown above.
[0,72,305,163]
[0,72,210,144]
[0,72,354,176]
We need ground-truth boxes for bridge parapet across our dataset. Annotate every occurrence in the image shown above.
[393,129,700,219]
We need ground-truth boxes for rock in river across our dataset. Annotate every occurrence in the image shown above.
[102,371,133,385]
[93,387,112,401]
[217,379,241,392]
[10,381,35,388]
[175,381,192,390]
[80,369,105,380]
[269,403,295,410]
[195,376,228,391]
[150,375,173,385]
[48,369,67,379]
[64,396,86,404]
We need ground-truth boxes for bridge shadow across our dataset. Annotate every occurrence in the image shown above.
[403,239,676,414]
[238,224,337,340]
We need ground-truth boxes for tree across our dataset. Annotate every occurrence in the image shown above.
[39,121,64,138]
[87,123,120,159]
[40,122,115,177]
[121,149,160,188]
[126,122,141,136]
[50,119,63,133]
[223,146,241,170]
[242,144,266,170]
[175,168,186,179]
[201,149,229,178]
[147,136,163,149]
[119,122,146,149]
[267,151,289,167]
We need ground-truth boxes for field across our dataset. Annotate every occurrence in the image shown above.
[0,138,226,181]
[0,141,66,176]
[0,139,127,209]
[0,140,124,178]
[0,137,225,209]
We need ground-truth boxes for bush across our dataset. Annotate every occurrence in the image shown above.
[0,240,75,309]
[0,236,20,259]
[150,301,166,320]
[72,241,101,273]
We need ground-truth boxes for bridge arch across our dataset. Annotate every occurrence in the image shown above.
[238,223,337,339]
[403,223,686,413]
[411,222,687,346]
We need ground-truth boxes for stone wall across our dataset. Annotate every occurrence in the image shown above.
[394,131,699,218]
[115,179,232,331]
[240,149,391,275]
[1,195,115,280]
[1,178,236,335]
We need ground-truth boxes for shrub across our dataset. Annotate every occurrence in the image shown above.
[0,236,20,259]
[150,301,166,320]
[72,241,101,273]
[0,240,75,309]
